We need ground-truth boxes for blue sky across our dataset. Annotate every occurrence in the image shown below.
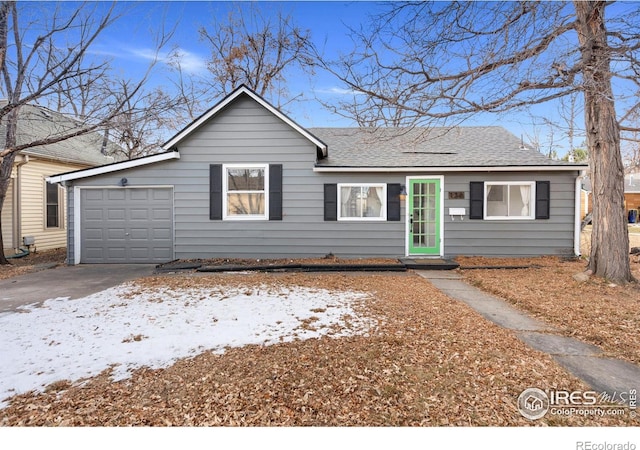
[24,1,609,155]
[84,2,526,125]
[86,1,384,126]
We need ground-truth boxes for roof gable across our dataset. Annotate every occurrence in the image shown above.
[162,85,327,156]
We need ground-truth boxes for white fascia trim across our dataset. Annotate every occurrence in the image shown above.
[46,151,180,183]
[162,86,327,155]
[313,165,587,173]
[73,186,81,265]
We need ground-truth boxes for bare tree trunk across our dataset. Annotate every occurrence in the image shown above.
[574,1,632,283]
[0,109,18,265]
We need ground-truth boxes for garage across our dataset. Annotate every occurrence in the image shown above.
[80,187,173,263]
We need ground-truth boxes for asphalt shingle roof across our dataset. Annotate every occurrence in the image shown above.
[310,126,584,168]
[0,103,121,166]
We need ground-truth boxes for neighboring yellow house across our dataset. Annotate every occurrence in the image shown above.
[580,167,640,222]
[1,104,120,255]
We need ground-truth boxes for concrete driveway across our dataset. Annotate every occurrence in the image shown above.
[0,264,156,314]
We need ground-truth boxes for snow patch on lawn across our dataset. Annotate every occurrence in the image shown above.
[0,282,374,408]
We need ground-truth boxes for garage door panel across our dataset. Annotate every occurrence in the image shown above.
[129,247,150,259]
[81,188,173,263]
[129,228,149,240]
[129,190,149,201]
[84,209,104,221]
[83,228,104,240]
[107,190,126,201]
[85,190,104,201]
[152,228,172,240]
[153,208,171,220]
[106,247,127,263]
[129,209,150,220]
[153,190,171,201]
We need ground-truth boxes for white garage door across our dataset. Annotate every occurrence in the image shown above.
[80,187,173,263]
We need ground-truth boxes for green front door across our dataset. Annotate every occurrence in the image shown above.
[408,179,441,255]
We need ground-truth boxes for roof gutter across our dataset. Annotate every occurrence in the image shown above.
[313,165,588,173]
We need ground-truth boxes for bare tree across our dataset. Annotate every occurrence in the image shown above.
[0,1,170,264]
[107,83,179,160]
[198,4,313,108]
[526,93,585,161]
[312,1,640,283]
[164,49,204,127]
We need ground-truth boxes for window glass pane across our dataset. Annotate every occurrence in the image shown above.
[364,186,383,217]
[227,168,264,191]
[46,182,58,204]
[227,193,265,215]
[46,182,59,228]
[509,185,530,216]
[340,186,361,217]
[47,205,59,228]
[486,185,507,216]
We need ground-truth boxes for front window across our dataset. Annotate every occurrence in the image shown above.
[338,184,386,220]
[484,182,535,219]
[223,164,268,219]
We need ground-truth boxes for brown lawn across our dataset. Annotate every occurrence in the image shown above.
[0,271,636,426]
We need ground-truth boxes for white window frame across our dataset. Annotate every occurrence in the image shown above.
[484,181,535,220]
[222,164,269,220]
[44,180,64,229]
[337,183,387,221]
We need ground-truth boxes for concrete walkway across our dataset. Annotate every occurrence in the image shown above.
[0,264,156,314]
[417,270,640,400]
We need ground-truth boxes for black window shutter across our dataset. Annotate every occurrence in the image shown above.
[387,183,401,221]
[324,184,337,221]
[469,181,484,219]
[210,164,223,220]
[269,164,283,220]
[536,181,550,219]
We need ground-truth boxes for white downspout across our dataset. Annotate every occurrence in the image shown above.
[13,155,29,251]
[574,170,586,257]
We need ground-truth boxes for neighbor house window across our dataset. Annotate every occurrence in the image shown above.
[45,181,62,228]
[338,184,386,220]
[223,164,268,219]
[484,182,535,219]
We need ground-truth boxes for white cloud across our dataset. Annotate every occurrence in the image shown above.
[90,44,207,75]
[168,48,207,74]
[316,86,364,96]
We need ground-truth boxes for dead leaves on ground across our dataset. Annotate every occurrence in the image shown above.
[1,271,635,426]
[458,256,640,365]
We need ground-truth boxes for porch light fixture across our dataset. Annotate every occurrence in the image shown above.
[399,185,407,201]
[120,177,128,187]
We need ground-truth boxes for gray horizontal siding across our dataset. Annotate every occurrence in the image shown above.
[68,93,580,262]
[442,172,577,257]
[70,95,407,260]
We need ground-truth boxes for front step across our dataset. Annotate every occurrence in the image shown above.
[399,258,460,270]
